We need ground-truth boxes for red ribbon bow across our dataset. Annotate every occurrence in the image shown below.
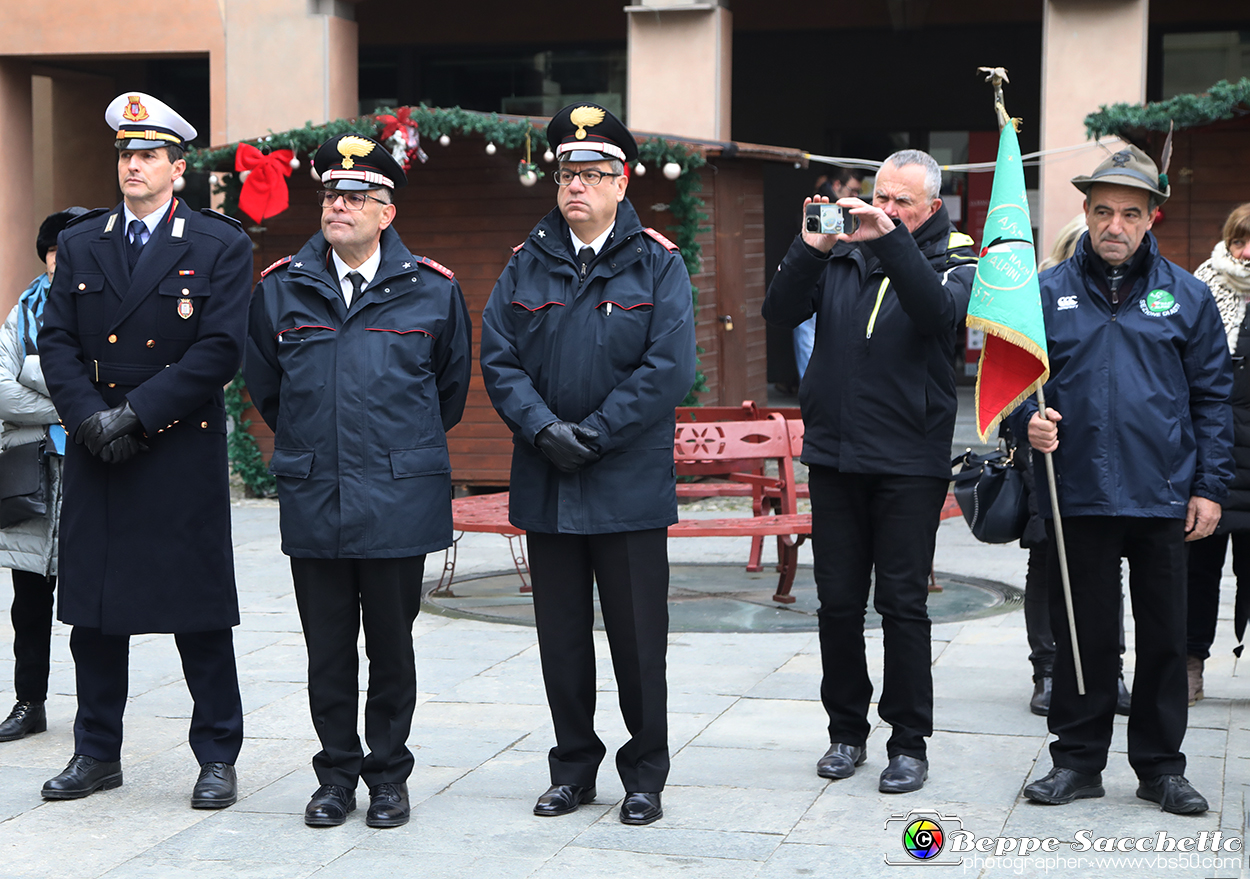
[376,107,425,170]
[235,143,294,223]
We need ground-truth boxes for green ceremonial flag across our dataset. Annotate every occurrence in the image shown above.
[967,123,1050,441]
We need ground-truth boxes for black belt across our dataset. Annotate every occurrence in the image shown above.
[91,361,169,384]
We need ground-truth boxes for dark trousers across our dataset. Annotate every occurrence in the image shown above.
[1025,545,1127,676]
[808,465,948,760]
[290,556,424,789]
[1186,531,1250,659]
[11,570,55,703]
[527,529,670,793]
[1046,516,1188,778]
[70,625,242,764]
[1024,546,1055,676]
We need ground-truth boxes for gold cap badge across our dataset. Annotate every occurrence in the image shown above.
[122,95,149,123]
[336,135,375,170]
[569,106,605,141]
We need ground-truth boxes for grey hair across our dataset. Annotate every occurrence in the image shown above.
[881,149,941,201]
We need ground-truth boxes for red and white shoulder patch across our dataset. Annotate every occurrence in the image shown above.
[261,255,294,278]
[419,256,455,279]
[643,227,679,252]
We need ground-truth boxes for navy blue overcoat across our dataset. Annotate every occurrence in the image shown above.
[40,199,252,635]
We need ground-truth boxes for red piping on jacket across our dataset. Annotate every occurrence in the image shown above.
[275,324,336,339]
[365,327,434,338]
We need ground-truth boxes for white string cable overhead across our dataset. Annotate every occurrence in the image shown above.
[805,137,1124,174]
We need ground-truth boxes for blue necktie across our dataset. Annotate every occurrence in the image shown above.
[128,219,148,270]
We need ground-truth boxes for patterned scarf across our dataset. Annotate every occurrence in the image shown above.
[1195,241,1250,353]
[17,273,50,357]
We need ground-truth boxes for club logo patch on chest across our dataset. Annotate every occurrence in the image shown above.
[178,298,194,319]
[1141,289,1179,317]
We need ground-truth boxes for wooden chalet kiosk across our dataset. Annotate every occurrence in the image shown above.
[192,110,807,489]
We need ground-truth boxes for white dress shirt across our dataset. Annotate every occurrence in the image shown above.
[123,198,172,245]
[330,246,382,307]
[570,222,615,256]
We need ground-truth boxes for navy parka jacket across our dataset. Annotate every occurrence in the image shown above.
[1010,232,1233,519]
[479,198,696,534]
[762,204,978,480]
[244,226,472,558]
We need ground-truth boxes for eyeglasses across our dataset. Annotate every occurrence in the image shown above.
[554,169,622,187]
[316,190,390,210]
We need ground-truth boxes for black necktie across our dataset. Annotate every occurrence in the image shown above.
[578,246,595,280]
[345,271,364,306]
[127,219,147,270]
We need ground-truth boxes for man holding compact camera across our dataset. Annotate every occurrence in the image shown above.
[763,150,977,793]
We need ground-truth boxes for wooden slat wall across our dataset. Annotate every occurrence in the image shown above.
[1149,118,1250,273]
[241,138,764,486]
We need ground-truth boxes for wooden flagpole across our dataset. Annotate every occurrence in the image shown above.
[979,67,1086,695]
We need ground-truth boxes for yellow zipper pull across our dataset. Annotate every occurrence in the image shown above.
[866,277,890,339]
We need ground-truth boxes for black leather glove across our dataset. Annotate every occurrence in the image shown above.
[75,402,142,458]
[98,435,147,465]
[535,422,601,473]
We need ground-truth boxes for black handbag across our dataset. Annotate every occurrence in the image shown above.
[951,444,1029,544]
[0,439,49,529]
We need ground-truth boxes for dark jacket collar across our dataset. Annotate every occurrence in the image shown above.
[289,226,418,294]
[1075,230,1157,301]
[852,202,955,273]
[530,197,646,262]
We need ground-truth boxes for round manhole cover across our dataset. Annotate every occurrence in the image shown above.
[424,564,1022,634]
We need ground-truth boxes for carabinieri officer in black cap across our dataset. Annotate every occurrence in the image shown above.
[244,133,471,829]
[480,103,696,825]
[38,92,252,808]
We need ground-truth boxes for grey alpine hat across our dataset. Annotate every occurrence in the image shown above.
[1071,144,1169,205]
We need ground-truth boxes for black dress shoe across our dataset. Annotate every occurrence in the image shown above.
[366,782,410,828]
[879,755,928,793]
[42,754,123,799]
[0,701,46,742]
[1029,677,1052,717]
[1116,675,1131,716]
[533,783,596,817]
[1137,774,1208,814]
[816,743,865,780]
[1023,767,1104,804]
[191,762,237,809]
[620,791,662,825]
[304,784,357,827]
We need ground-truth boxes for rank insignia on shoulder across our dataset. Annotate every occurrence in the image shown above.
[261,255,294,278]
[68,207,110,231]
[643,227,679,252]
[199,207,244,229]
[418,256,454,279]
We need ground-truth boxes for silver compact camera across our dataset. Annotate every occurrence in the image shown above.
[804,202,860,236]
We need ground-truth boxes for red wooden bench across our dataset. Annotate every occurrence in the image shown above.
[436,415,811,603]
[435,409,962,604]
